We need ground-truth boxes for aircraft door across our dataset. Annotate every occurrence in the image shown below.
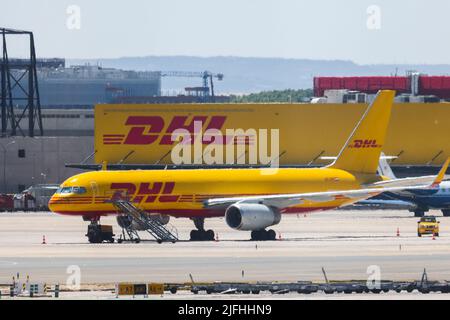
[90,181,100,203]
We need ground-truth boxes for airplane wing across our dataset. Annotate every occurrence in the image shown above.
[204,184,431,209]
[355,199,417,210]
[204,157,450,210]
[363,175,445,189]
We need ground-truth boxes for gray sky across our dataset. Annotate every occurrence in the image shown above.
[1,0,449,64]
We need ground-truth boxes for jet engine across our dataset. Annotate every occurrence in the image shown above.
[225,203,281,231]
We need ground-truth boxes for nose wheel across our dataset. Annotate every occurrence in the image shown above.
[251,229,277,241]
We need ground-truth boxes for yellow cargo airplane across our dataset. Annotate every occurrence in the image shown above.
[49,90,450,242]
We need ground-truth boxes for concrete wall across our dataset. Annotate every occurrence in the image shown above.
[0,137,94,193]
[10,109,94,136]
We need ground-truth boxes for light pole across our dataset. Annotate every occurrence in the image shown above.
[0,141,16,193]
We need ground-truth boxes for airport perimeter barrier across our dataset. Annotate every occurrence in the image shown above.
[5,282,52,298]
[113,278,450,296]
[3,279,450,298]
[115,283,165,297]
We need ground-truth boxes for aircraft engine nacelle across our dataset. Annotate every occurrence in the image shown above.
[155,214,170,225]
[116,214,170,231]
[225,203,281,231]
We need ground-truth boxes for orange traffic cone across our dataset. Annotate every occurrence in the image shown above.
[42,235,46,244]
[432,233,436,240]
[396,227,400,237]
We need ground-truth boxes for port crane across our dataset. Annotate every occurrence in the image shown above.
[160,71,224,102]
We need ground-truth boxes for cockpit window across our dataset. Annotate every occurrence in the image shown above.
[59,187,73,194]
[73,187,87,194]
[56,186,87,194]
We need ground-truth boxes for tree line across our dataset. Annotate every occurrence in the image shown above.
[229,89,313,103]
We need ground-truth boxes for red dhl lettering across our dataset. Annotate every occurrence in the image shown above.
[110,182,180,203]
[103,115,229,146]
[348,139,381,148]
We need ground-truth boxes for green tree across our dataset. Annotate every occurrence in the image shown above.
[230,89,313,103]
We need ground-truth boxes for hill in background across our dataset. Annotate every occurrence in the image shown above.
[68,56,450,95]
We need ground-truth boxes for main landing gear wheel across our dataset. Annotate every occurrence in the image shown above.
[190,229,215,241]
[414,210,425,218]
[251,229,277,241]
[189,218,215,241]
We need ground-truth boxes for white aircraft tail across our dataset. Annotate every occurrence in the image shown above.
[377,152,396,179]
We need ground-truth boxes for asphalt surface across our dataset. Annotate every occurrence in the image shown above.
[1,210,449,285]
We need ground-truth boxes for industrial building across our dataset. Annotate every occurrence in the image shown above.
[0,109,93,192]
[13,58,161,109]
[313,73,450,100]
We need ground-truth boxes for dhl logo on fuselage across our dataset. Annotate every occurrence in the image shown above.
[111,182,181,204]
[102,115,255,146]
[348,139,381,149]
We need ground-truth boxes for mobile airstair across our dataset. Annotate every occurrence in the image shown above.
[113,199,178,243]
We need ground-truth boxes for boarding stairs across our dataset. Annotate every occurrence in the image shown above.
[113,199,178,243]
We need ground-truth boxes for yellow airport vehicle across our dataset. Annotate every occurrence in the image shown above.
[417,216,440,237]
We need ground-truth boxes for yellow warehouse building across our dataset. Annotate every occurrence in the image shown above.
[95,102,450,166]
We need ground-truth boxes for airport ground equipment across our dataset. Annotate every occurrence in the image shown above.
[112,199,178,243]
[0,194,13,211]
[85,222,115,243]
[187,279,450,295]
[417,216,440,237]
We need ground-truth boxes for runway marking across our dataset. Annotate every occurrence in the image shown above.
[0,260,18,266]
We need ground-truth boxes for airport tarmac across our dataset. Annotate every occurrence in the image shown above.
[0,209,450,290]
[3,290,450,300]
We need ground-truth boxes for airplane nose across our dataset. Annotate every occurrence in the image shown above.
[48,195,61,213]
[48,196,56,212]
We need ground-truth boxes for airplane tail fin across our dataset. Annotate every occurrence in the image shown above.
[377,152,397,179]
[431,157,450,187]
[329,90,395,174]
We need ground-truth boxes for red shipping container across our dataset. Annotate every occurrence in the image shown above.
[313,76,410,97]
[419,76,450,99]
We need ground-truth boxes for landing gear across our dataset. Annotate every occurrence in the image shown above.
[442,209,450,217]
[116,215,141,243]
[189,217,215,241]
[190,229,215,241]
[250,229,276,241]
[85,220,115,243]
[414,210,425,218]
